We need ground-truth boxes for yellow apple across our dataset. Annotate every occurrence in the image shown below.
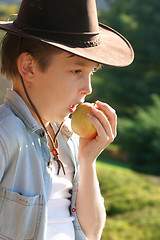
[71,102,108,139]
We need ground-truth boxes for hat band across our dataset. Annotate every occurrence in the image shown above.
[13,21,102,48]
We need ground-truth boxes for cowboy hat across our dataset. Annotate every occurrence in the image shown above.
[0,0,134,67]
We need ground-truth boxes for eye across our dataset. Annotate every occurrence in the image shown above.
[72,70,81,74]
[93,67,98,72]
[91,68,97,76]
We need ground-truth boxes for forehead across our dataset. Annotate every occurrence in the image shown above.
[53,50,100,70]
[67,53,100,69]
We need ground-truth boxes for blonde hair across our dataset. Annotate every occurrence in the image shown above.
[1,33,61,81]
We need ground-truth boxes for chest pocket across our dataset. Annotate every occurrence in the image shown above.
[0,187,45,240]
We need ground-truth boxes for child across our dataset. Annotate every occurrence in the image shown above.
[0,0,134,239]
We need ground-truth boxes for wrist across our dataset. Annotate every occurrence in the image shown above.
[78,159,98,182]
[78,156,96,171]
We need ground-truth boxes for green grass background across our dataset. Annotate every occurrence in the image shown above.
[97,154,160,240]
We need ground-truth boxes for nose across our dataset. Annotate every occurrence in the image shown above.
[80,75,92,96]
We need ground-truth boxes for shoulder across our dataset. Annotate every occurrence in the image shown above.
[0,104,13,121]
[0,103,22,124]
[0,104,26,135]
[0,104,27,157]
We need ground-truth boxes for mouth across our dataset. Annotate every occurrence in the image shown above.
[69,104,78,113]
[69,102,83,113]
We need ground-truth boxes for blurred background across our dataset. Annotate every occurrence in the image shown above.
[0,0,160,239]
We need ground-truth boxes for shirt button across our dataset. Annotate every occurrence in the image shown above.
[72,208,76,212]
[40,130,45,137]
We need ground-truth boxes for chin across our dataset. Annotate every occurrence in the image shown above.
[59,114,69,123]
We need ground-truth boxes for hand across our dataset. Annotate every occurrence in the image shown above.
[78,100,117,165]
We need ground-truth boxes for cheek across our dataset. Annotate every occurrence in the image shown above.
[57,78,76,97]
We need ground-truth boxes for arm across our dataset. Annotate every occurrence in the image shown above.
[76,101,117,240]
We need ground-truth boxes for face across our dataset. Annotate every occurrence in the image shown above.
[28,50,99,123]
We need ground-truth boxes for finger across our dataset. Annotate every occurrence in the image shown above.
[95,101,117,137]
[87,110,114,143]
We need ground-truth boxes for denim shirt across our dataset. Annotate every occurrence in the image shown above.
[0,89,87,240]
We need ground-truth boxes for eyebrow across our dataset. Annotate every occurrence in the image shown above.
[67,53,101,70]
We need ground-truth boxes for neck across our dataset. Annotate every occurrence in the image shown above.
[13,78,50,129]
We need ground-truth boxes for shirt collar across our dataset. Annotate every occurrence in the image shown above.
[56,121,73,140]
[4,89,73,139]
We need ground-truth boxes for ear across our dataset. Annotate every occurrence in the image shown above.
[17,52,35,81]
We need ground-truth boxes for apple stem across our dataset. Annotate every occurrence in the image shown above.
[93,101,98,107]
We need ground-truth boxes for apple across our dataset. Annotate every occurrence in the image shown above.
[71,102,108,139]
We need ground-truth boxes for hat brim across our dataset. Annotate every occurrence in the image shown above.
[0,21,134,67]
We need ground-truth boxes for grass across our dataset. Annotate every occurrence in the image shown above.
[97,154,160,240]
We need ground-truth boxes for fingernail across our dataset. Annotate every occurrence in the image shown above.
[95,100,102,107]
[87,113,93,118]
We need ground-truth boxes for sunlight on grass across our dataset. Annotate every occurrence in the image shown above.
[97,155,160,240]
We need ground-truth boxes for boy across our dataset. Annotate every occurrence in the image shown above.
[0,0,134,239]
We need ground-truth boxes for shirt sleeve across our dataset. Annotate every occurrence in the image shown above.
[69,134,88,240]
[0,138,7,182]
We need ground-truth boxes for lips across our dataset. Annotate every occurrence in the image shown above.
[69,102,83,113]
[69,104,77,113]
